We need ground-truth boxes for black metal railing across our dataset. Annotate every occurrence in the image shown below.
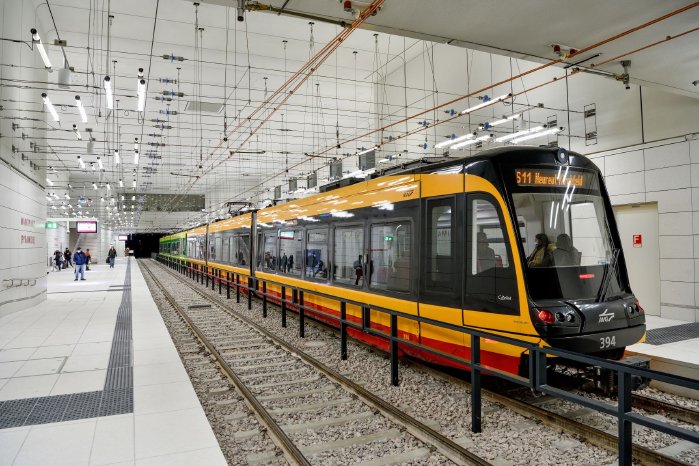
[156,254,699,465]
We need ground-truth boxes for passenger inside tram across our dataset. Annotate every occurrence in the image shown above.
[476,232,497,273]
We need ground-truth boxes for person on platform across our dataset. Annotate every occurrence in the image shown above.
[73,247,87,281]
[64,247,72,269]
[353,255,363,285]
[85,249,92,270]
[53,250,62,271]
[108,245,117,268]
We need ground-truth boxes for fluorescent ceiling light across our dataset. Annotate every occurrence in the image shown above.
[134,138,139,152]
[137,79,146,112]
[92,183,97,190]
[104,76,113,110]
[75,95,87,122]
[97,157,103,170]
[78,156,85,169]
[461,93,510,115]
[512,127,562,144]
[436,132,475,149]
[488,113,521,127]
[31,29,51,69]
[132,180,136,188]
[114,150,120,165]
[119,179,124,187]
[41,93,59,121]
[133,150,139,165]
[357,146,377,156]
[452,134,492,150]
[45,177,53,186]
[73,124,82,140]
[495,126,544,143]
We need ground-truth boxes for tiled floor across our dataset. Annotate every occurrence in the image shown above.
[0,258,226,466]
[628,315,699,400]
[629,315,699,364]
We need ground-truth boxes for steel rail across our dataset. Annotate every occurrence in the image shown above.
[140,261,311,466]
[154,257,695,466]
[149,258,492,466]
[632,393,699,427]
[482,390,689,466]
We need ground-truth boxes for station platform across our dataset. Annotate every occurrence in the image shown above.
[0,258,226,466]
[628,315,699,399]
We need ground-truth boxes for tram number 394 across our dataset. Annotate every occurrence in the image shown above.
[600,336,616,349]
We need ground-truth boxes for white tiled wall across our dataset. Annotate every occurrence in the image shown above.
[0,163,48,317]
[0,0,50,317]
[591,139,699,322]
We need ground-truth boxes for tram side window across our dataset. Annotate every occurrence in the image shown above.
[222,235,230,263]
[279,230,302,276]
[306,229,329,279]
[334,226,364,286]
[213,236,222,261]
[261,233,278,271]
[424,198,457,294]
[466,196,518,314]
[236,235,250,266]
[197,237,205,260]
[370,223,411,292]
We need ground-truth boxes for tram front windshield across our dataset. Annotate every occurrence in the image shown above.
[509,167,624,301]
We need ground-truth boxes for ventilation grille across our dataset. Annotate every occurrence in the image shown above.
[184,100,223,113]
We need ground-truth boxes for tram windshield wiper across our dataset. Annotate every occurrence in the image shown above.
[597,248,620,303]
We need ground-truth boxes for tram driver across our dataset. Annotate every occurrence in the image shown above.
[527,233,555,267]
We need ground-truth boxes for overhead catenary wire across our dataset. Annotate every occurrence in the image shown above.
[225,13,699,205]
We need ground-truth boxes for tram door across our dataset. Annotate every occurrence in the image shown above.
[613,203,660,316]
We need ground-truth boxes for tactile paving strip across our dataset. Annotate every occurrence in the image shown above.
[645,322,699,345]
[0,259,134,429]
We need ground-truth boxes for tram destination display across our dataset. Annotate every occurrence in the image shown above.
[515,168,594,188]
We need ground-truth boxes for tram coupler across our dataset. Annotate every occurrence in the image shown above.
[592,355,650,395]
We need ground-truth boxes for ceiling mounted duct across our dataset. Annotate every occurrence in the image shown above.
[307,172,317,189]
[359,150,375,171]
[58,67,72,89]
[184,100,223,113]
[330,160,343,180]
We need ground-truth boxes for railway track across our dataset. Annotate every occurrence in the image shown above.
[631,394,699,428]
[148,259,699,465]
[141,259,491,465]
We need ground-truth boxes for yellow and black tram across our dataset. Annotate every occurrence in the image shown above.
[159,146,646,376]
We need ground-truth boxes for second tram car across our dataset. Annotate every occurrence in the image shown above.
[159,146,646,376]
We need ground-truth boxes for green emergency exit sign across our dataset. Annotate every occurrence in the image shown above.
[46,221,57,229]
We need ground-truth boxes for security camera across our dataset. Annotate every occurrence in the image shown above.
[693,80,699,87]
